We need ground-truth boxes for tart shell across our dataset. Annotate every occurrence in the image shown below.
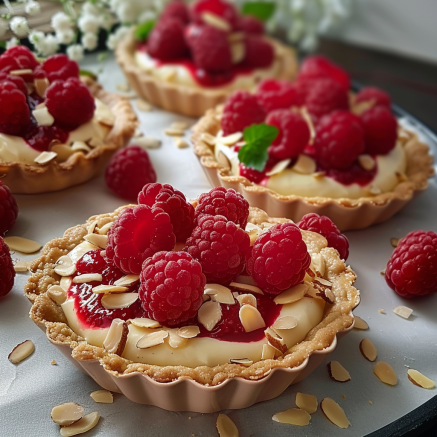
[0,77,138,194]
[115,31,298,118]
[26,206,359,413]
[192,107,435,231]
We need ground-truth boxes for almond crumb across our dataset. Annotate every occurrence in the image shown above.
[51,359,57,365]
[378,308,385,314]
[368,400,373,405]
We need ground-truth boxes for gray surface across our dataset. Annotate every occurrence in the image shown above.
[0,55,436,436]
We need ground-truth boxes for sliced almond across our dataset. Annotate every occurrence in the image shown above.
[407,369,435,389]
[103,319,128,355]
[54,255,76,276]
[135,136,162,149]
[311,253,325,276]
[229,282,263,295]
[34,77,49,97]
[220,132,243,146]
[272,408,311,426]
[114,274,139,287]
[265,327,288,354]
[353,316,369,330]
[51,402,85,426]
[174,137,189,149]
[231,41,245,64]
[379,308,386,314]
[87,220,98,234]
[198,300,222,331]
[164,127,185,137]
[228,31,245,43]
[71,141,91,153]
[33,106,54,127]
[4,236,42,254]
[230,358,253,367]
[167,329,188,348]
[135,98,152,112]
[10,68,33,76]
[236,293,257,308]
[171,121,189,131]
[84,233,108,249]
[304,283,324,300]
[390,237,399,248]
[313,277,332,287]
[47,285,67,305]
[358,154,375,171]
[261,343,276,360]
[393,305,413,319]
[373,361,398,386]
[8,340,35,364]
[293,154,316,174]
[396,171,408,182]
[266,159,291,177]
[296,392,318,414]
[130,317,161,329]
[239,304,265,332]
[177,325,200,339]
[320,398,350,428]
[90,390,113,403]
[92,284,128,294]
[13,260,29,272]
[34,150,57,164]
[205,284,235,305]
[311,281,335,304]
[274,283,307,305]
[136,330,168,349]
[202,12,231,31]
[369,185,382,195]
[272,315,298,330]
[116,83,129,92]
[328,361,351,382]
[360,338,377,362]
[60,412,100,437]
[60,276,72,291]
[73,273,102,284]
[217,151,231,169]
[216,414,239,437]
[51,143,74,161]
[200,132,216,146]
[101,292,138,309]
[98,222,113,235]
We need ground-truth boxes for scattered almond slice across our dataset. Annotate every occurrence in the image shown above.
[47,285,67,305]
[296,392,318,414]
[73,273,102,284]
[60,412,100,437]
[228,31,244,43]
[230,41,245,64]
[216,414,239,437]
[171,121,189,131]
[177,325,200,339]
[103,319,128,355]
[293,154,316,174]
[358,154,375,171]
[101,292,138,309]
[202,11,231,31]
[175,137,189,149]
[360,338,377,362]
[84,233,108,249]
[239,304,265,332]
[328,361,351,382]
[135,98,152,111]
[200,132,216,145]
[353,316,369,330]
[51,402,85,426]
[272,408,311,426]
[130,317,161,328]
[34,77,49,97]
[220,132,243,146]
[71,141,91,153]
[265,328,288,354]
[60,276,72,291]
[266,159,291,177]
[393,305,413,319]
[370,185,382,195]
[136,330,168,349]
[4,236,41,254]
[135,136,162,149]
[311,253,325,277]
[230,358,253,367]
[205,284,235,305]
[164,127,185,137]
[390,237,399,247]
[167,329,188,348]
[373,361,398,386]
[90,390,113,403]
[378,308,386,314]
[320,398,350,428]
[407,369,435,389]
[34,150,57,164]
[13,259,29,272]
[117,83,129,92]
[236,293,257,308]
[87,220,98,234]
[8,340,35,364]
[10,68,33,76]
[51,360,57,365]
[114,274,139,287]
[198,300,222,331]
[229,282,263,294]
[274,283,307,304]
[33,106,54,126]
[272,315,298,330]
[261,343,277,359]
[98,222,113,235]
[92,284,128,294]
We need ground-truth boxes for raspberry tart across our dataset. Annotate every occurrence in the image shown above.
[26,185,359,412]
[116,0,297,117]
[0,47,137,194]
[192,56,434,230]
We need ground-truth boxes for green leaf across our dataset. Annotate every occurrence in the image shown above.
[242,2,276,21]
[238,123,279,172]
[79,69,98,81]
[135,20,155,41]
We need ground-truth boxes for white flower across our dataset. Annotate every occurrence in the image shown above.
[138,10,157,24]
[106,26,129,50]
[82,32,98,51]
[109,0,156,24]
[0,18,8,38]
[78,15,100,34]
[51,12,72,31]
[56,28,75,45]
[6,37,19,49]
[25,1,41,16]
[82,2,101,16]
[290,0,306,13]
[98,14,116,30]
[300,30,318,52]
[40,34,59,56]
[10,16,30,38]
[67,44,84,62]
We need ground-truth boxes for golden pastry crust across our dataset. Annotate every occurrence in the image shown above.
[192,106,435,231]
[0,77,138,194]
[26,206,359,386]
[116,31,298,118]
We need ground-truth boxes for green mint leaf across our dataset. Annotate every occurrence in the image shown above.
[238,123,279,172]
[79,69,98,81]
[135,20,155,41]
[242,2,276,21]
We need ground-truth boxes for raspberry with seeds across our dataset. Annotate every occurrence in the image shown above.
[0,72,27,95]
[0,181,18,237]
[243,37,274,69]
[0,80,30,136]
[221,90,266,136]
[0,236,15,298]
[256,79,302,113]
[298,213,349,260]
[105,146,157,201]
[239,163,265,184]
[355,87,391,109]
[184,214,250,284]
[39,54,79,83]
[385,230,437,298]
[246,222,310,295]
[191,0,239,28]
[238,15,263,34]
[195,186,249,228]
[106,205,176,275]
[161,0,190,24]
[0,46,39,74]
[138,183,195,242]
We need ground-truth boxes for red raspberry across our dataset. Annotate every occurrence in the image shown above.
[106,205,176,275]
[0,72,27,95]
[0,46,39,74]
[238,15,263,34]
[0,236,15,298]
[195,186,249,228]
[355,87,391,109]
[385,230,437,298]
[105,146,157,201]
[0,181,18,237]
[138,183,195,242]
[39,54,79,83]
[161,0,190,24]
[256,79,302,113]
[45,77,95,129]
[184,214,250,284]
[148,17,189,61]
[314,111,365,170]
[266,110,310,160]
[246,222,311,295]
[299,55,350,92]
[297,213,349,260]
[360,106,398,155]
[221,90,266,136]
[0,81,30,136]
[243,37,274,68]
[191,0,239,29]
[239,163,265,184]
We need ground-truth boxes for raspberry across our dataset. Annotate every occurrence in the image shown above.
[0,237,15,298]
[139,251,205,327]
[184,215,250,284]
[195,186,249,228]
[161,0,190,24]
[39,54,79,83]
[105,146,157,201]
[138,183,195,242]
[221,90,266,136]
[297,213,349,260]
[243,37,274,69]
[0,81,30,136]
[239,163,265,184]
[45,77,95,129]
[299,55,350,92]
[360,106,398,155]
[148,17,189,61]
[256,79,302,113]
[314,111,365,170]
[238,15,263,34]
[0,46,39,74]
[0,181,18,236]
[0,72,27,95]
[106,205,176,275]
[191,0,239,29]
[385,230,437,298]
[355,87,391,109]
[266,110,310,160]
[246,222,311,295]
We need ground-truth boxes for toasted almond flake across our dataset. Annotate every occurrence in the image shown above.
[293,154,316,174]
[59,277,72,292]
[236,293,257,308]
[164,127,185,137]
[163,70,176,82]
[360,338,377,362]
[217,150,231,169]
[266,159,291,177]
[261,343,276,360]
[407,369,435,389]
[103,318,128,355]
[239,304,265,332]
[311,253,326,276]
[379,308,386,314]
[202,11,231,31]
[230,358,253,367]
[272,408,311,426]
[60,412,100,437]
[8,340,35,364]
[220,132,243,145]
[90,390,113,403]
[84,233,108,249]
[73,273,102,284]
[13,259,29,272]
[116,83,129,92]
[54,256,76,277]
[358,154,375,171]
[33,106,54,127]
[130,317,161,328]
[353,316,369,330]
[393,305,413,319]
[272,315,298,330]
[320,398,350,428]
[51,360,57,365]
[101,292,138,309]
[373,361,398,386]
[265,328,288,354]
[177,325,200,338]
[93,284,128,294]
[370,185,382,195]
[34,77,49,97]
[10,68,33,76]
[198,300,222,331]
[380,269,386,276]
[5,236,42,254]
[136,330,168,349]
[274,283,308,305]
[51,143,74,160]
[304,283,324,300]
[296,393,318,414]
[47,285,67,305]
[300,107,315,143]
[228,31,244,43]
[114,274,139,287]
[167,329,188,348]
[98,222,113,235]
[71,141,91,153]
[87,220,98,234]
[391,237,399,248]
[229,282,263,295]
[51,403,85,426]
[34,150,57,164]
[328,361,351,382]
[205,283,235,305]
[200,132,216,145]
[135,136,162,149]
[313,277,332,287]
[135,98,152,111]
[216,414,239,437]
[351,99,375,116]
[312,171,325,179]
[368,400,373,405]
[396,171,408,182]
[230,41,245,64]
[175,137,189,149]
